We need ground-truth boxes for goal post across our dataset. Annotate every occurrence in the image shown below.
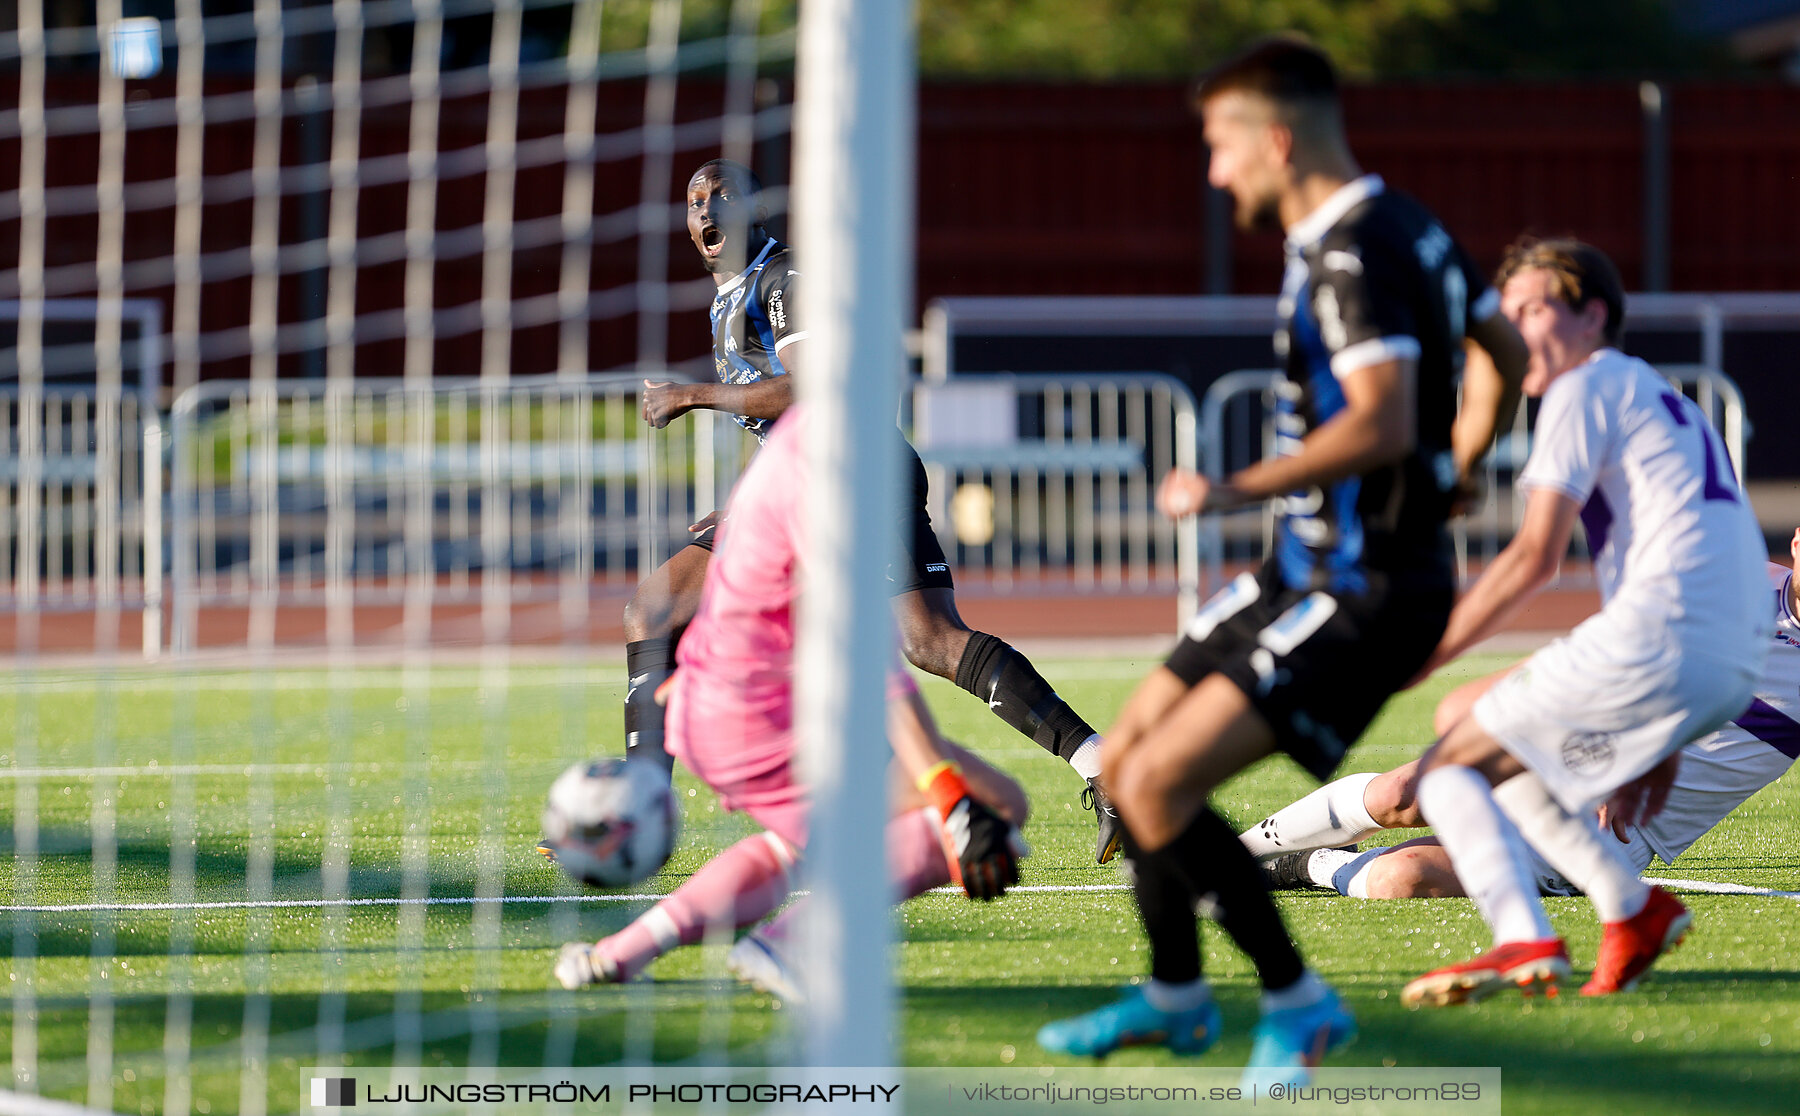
[792,0,915,1071]
[3,0,928,1096]
[2,0,910,1107]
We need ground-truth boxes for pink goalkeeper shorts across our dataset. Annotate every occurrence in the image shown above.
[665,669,811,849]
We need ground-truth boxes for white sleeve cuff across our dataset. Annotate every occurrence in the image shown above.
[773,331,810,353]
[1331,335,1421,378]
[1516,474,1589,505]
[1470,286,1501,323]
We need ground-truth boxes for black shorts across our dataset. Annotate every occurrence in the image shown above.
[685,522,722,552]
[684,442,954,596]
[1163,558,1453,781]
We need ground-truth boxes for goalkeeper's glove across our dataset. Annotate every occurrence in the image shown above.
[917,761,1022,901]
[553,942,619,989]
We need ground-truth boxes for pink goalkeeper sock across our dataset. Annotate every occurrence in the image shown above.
[597,830,797,979]
[744,808,952,950]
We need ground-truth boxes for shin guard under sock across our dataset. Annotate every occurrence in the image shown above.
[1240,771,1383,859]
[1493,772,1649,923]
[1161,808,1305,991]
[1419,765,1555,943]
[624,637,676,773]
[952,631,1096,762]
[1124,830,1204,985]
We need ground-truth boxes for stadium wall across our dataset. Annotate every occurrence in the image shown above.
[4,77,1798,378]
[916,81,1800,299]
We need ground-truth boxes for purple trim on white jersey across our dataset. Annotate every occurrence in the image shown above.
[1735,697,1800,760]
[1579,489,1613,557]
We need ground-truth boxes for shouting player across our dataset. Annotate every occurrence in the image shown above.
[554,402,1028,993]
[1399,239,1768,1006]
[1251,534,1799,901]
[1036,38,1527,1084]
[613,158,1121,861]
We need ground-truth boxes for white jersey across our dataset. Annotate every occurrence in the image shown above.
[1476,348,1768,813]
[1518,348,1767,651]
[1531,562,1800,889]
[1634,562,1800,862]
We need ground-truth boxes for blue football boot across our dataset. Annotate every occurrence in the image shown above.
[1240,985,1356,1092]
[1037,985,1221,1058]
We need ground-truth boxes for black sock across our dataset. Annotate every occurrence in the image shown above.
[624,637,676,774]
[952,631,1096,763]
[1160,808,1304,991]
[1124,830,1203,985]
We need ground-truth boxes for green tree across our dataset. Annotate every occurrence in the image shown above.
[916,0,1734,79]
[576,0,799,59]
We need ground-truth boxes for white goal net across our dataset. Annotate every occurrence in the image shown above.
[2,0,908,1110]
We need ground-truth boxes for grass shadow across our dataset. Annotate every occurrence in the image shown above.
[904,981,1800,1116]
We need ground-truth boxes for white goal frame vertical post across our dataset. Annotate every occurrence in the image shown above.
[794,0,914,1071]
[11,0,47,1097]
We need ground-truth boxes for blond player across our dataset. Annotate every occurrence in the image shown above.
[1398,239,1767,1006]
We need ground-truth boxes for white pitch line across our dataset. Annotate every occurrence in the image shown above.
[7,877,1791,915]
[0,893,663,913]
[0,882,1137,914]
[0,670,624,694]
[972,883,1131,894]
[1643,875,1800,900]
[0,760,552,779]
[0,747,1053,777]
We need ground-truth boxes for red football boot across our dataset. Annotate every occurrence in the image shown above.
[1402,938,1571,1007]
[1581,886,1691,996]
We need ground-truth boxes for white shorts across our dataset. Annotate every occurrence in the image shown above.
[1635,726,1797,863]
[1472,614,1757,815]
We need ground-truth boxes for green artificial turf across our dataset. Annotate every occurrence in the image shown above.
[3,654,1798,1114]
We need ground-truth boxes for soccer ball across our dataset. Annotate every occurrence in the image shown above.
[541,758,679,888]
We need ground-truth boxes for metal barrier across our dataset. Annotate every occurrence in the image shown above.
[911,373,1203,622]
[164,373,754,653]
[1196,364,1750,597]
[1,371,1207,656]
[919,292,1800,382]
[18,362,1741,655]
[0,387,158,652]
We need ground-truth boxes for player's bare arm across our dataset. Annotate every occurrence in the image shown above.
[885,688,1028,825]
[886,687,1025,900]
[1158,355,1417,517]
[1598,752,1682,839]
[1453,311,1529,483]
[1414,487,1580,678]
[641,374,795,429]
[886,685,959,788]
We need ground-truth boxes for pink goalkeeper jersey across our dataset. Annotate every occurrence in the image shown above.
[672,403,916,778]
